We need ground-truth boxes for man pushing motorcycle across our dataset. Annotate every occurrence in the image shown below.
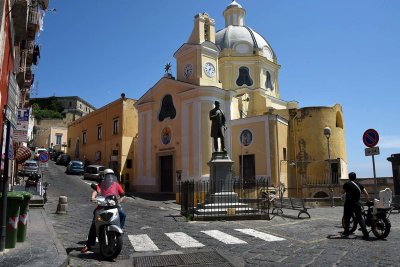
[342,172,370,240]
[81,168,126,253]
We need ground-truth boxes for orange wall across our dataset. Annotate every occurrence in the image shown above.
[0,2,15,135]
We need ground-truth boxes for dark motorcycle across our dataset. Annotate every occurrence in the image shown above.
[342,201,392,239]
[25,172,41,189]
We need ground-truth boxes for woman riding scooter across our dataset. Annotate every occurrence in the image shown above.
[81,169,126,253]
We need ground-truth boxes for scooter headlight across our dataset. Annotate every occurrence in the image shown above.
[97,212,114,222]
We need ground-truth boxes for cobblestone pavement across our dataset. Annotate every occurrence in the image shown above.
[43,161,400,266]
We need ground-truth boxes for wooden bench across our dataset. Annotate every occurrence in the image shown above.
[272,197,311,219]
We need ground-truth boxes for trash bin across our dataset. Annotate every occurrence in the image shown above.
[17,191,32,242]
[4,192,24,248]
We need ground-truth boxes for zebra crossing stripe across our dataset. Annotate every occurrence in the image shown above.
[201,230,247,244]
[235,228,285,241]
[128,234,159,251]
[165,232,205,248]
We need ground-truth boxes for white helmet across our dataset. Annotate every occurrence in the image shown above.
[104,169,114,175]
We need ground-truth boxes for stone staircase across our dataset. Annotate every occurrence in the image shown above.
[195,192,258,216]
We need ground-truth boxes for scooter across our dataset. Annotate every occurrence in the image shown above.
[342,201,392,239]
[25,172,41,189]
[92,188,123,260]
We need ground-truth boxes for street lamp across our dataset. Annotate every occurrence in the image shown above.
[324,127,334,207]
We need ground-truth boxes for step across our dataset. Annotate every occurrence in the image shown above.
[196,207,258,215]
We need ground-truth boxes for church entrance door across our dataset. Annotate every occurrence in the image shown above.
[239,154,255,187]
[160,155,173,192]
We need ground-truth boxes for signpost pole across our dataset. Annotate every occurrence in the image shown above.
[363,129,380,199]
[38,152,49,197]
[372,154,378,198]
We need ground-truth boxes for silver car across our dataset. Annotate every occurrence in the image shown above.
[21,160,39,176]
[83,165,105,181]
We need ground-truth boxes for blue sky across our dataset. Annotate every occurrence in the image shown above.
[34,0,400,178]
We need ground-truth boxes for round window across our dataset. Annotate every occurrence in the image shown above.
[240,129,253,146]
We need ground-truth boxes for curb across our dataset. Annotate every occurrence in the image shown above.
[41,209,69,267]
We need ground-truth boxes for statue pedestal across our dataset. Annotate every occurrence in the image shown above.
[208,152,234,194]
[208,152,239,203]
[195,152,257,216]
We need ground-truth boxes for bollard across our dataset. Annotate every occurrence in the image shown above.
[56,196,68,214]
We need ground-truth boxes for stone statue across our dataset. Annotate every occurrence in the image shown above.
[209,101,226,152]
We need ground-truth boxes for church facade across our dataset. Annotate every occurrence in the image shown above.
[134,1,347,198]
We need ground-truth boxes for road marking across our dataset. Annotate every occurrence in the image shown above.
[235,229,285,241]
[128,234,159,251]
[165,232,205,248]
[201,230,247,244]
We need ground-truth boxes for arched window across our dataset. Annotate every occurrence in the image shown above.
[336,112,344,129]
[158,94,176,121]
[236,67,253,86]
[265,71,274,90]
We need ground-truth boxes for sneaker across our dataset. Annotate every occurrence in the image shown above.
[80,246,90,253]
[362,230,369,240]
[362,234,369,240]
[341,231,350,237]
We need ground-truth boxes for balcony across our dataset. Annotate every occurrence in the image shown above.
[16,50,27,89]
[24,40,35,65]
[11,0,31,42]
[27,9,41,40]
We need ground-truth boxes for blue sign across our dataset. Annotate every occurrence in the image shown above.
[38,152,49,162]
[363,129,379,148]
[18,108,30,121]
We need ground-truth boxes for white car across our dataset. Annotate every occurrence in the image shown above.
[83,165,105,181]
[20,160,39,176]
[34,148,47,160]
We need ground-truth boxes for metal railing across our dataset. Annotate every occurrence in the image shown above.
[28,10,39,25]
[304,172,340,185]
[179,179,276,219]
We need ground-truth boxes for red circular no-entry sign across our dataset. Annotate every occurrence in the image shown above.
[363,129,379,148]
[38,152,50,163]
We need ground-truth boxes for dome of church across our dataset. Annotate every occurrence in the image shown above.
[215,1,276,61]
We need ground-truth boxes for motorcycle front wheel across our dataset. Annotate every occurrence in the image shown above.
[99,230,123,261]
[342,214,357,234]
[371,217,391,239]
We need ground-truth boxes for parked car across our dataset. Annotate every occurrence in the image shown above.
[34,148,47,160]
[83,165,105,181]
[56,154,71,166]
[52,151,64,161]
[66,160,84,175]
[20,160,39,176]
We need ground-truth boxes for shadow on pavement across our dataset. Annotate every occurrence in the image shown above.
[129,192,176,201]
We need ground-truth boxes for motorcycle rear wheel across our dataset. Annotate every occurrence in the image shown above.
[371,217,391,239]
[342,214,358,234]
[99,231,123,261]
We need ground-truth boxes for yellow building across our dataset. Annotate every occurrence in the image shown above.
[67,95,138,188]
[134,1,347,198]
[33,119,68,151]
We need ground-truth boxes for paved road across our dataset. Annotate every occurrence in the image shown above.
[42,161,400,266]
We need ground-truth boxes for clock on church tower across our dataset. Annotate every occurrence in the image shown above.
[174,13,221,87]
